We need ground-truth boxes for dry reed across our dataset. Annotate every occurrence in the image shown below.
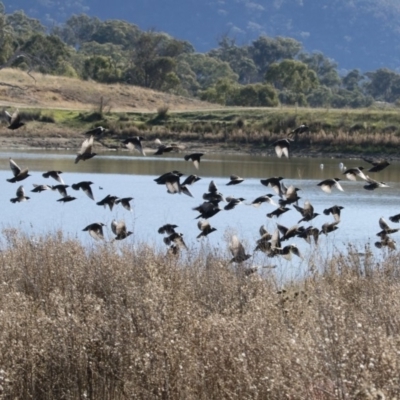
[0,230,398,399]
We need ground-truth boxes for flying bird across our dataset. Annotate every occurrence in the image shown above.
[82,223,105,240]
[362,157,390,173]
[115,197,134,211]
[71,181,95,200]
[197,219,217,239]
[158,224,178,235]
[75,135,96,164]
[323,205,344,222]
[123,136,146,156]
[226,175,244,185]
[10,185,30,203]
[97,194,118,210]
[293,200,319,223]
[111,220,133,240]
[7,158,30,183]
[184,153,204,169]
[272,138,292,158]
[31,184,52,193]
[42,170,64,184]
[317,178,344,193]
[363,176,389,190]
[85,126,106,136]
[4,109,24,130]
[342,167,367,181]
[291,124,309,135]
[229,235,251,263]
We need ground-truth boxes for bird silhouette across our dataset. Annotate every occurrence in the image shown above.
[4,109,24,130]
[75,135,96,163]
[184,153,204,169]
[123,136,146,155]
[10,185,30,203]
[83,223,105,240]
[7,158,30,183]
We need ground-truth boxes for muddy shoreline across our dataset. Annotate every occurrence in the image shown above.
[0,134,396,162]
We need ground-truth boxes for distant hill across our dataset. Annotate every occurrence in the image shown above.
[6,0,400,72]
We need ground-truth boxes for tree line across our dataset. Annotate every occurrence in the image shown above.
[1,4,400,109]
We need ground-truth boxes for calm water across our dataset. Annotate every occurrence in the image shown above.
[1,149,399,279]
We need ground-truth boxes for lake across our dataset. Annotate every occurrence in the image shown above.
[1,148,399,279]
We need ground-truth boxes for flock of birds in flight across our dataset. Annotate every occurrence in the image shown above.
[2,111,398,272]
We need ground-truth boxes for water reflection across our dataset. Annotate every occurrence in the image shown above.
[0,149,399,280]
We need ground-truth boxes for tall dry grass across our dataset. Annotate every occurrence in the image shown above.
[0,230,399,399]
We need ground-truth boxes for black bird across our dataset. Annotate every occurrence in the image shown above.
[272,138,292,158]
[181,175,201,186]
[363,176,389,190]
[279,185,301,206]
[155,171,182,194]
[97,194,118,210]
[268,244,302,260]
[197,220,217,239]
[376,217,399,237]
[363,157,390,173]
[123,136,146,156]
[277,223,303,242]
[317,178,344,193]
[203,180,225,203]
[229,235,251,263]
[158,224,178,235]
[260,177,285,197]
[83,223,105,240]
[267,206,290,219]
[57,195,76,203]
[254,226,273,253]
[85,126,106,136]
[293,200,319,223]
[389,213,400,223]
[320,221,340,235]
[4,109,24,130]
[193,202,221,219]
[226,175,244,185]
[163,232,188,250]
[75,135,96,164]
[297,226,319,245]
[153,139,184,155]
[111,220,133,240]
[323,205,344,222]
[342,167,367,181]
[154,171,184,184]
[375,235,396,250]
[224,196,245,211]
[42,170,64,184]
[184,153,204,169]
[291,124,309,135]
[115,197,134,211]
[52,184,69,198]
[7,158,30,183]
[71,181,94,200]
[250,194,277,207]
[180,185,193,197]
[31,184,52,193]
[10,185,29,203]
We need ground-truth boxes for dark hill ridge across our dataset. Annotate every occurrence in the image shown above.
[6,0,400,72]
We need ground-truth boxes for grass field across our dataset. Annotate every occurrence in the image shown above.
[0,231,398,399]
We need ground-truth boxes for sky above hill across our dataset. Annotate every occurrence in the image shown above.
[6,0,400,72]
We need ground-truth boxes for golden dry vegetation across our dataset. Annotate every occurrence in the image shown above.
[0,230,399,399]
[0,68,216,113]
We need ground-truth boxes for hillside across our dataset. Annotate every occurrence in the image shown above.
[0,68,216,113]
[7,0,400,71]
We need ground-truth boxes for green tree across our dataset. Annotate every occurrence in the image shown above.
[91,20,140,49]
[265,59,319,94]
[250,36,302,77]
[364,68,400,102]
[179,53,238,91]
[299,52,340,88]
[342,69,365,91]
[56,14,100,47]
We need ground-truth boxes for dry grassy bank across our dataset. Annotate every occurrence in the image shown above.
[0,68,216,112]
[0,230,399,399]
